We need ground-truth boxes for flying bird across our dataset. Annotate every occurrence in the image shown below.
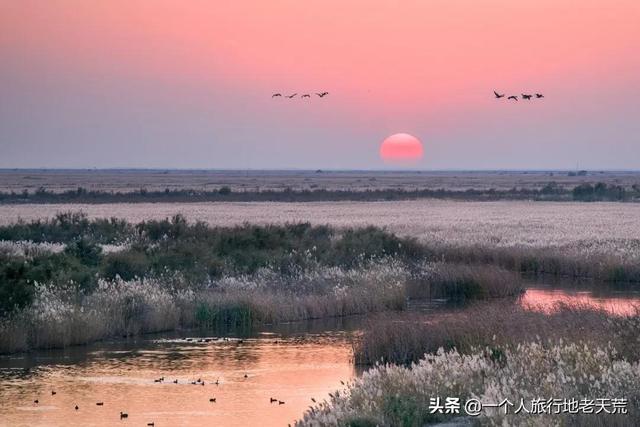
[493,91,505,99]
[507,95,518,101]
[521,94,533,100]
[316,92,329,97]
[301,94,311,98]
[271,93,282,98]
[535,93,544,98]
[285,93,297,98]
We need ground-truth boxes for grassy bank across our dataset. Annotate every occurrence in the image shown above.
[0,256,524,353]
[0,262,407,353]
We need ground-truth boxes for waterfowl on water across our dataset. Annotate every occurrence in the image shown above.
[278,400,285,405]
[270,397,277,403]
[96,402,104,406]
[51,391,56,395]
[75,405,79,410]
[209,397,216,403]
[120,411,128,419]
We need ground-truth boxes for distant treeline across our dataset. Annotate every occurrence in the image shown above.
[1,182,639,203]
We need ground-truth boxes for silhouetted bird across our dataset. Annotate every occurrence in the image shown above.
[270,398,278,403]
[522,94,533,100]
[493,91,505,99]
[51,391,56,396]
[285,93,297,99]
[272,93,282,98]
[173,379,178,384]
[34,400,39,404]
[244,374,249,378]
[311,398,316,403]
[278,400,285,405]
[507,95,518,101]
[75,405,79,410]
[120,412,128,419]
[316,92,329,97]
[301,94,311,98]
[536,93,544,98]
[147,423,155,427]
[209,398,216,403]
[96,402,104,406]
[215,379,220,386]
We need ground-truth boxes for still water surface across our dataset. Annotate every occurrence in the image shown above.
[1,281,638,427]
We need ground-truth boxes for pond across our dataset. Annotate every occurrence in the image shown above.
[1,279,638,426]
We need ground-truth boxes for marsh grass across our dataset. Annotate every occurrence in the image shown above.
[406,263,523,302]
[298,338,640,427]
[354,302,640,366]
[0,258,521,353]
[0,260,407,353]
[426,243,640,283]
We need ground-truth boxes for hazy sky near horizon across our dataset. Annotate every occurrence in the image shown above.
[1,1,639,170]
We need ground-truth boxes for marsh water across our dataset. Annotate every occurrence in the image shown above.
[1,279,638,427]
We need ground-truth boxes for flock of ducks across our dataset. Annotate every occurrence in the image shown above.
[272,92,329,99]
[32,373,286,424]
[29,337,297,425]
[494,90,544,101]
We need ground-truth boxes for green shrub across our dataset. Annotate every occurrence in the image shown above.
[64,237,102,266]
[0,259,36,316]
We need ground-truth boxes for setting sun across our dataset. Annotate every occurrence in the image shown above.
[379,133,424,164]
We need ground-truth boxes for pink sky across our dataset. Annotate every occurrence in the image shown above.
[1,0,639,169]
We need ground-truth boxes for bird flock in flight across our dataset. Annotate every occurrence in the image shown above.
[494,91,544,101]
[272,92,329,99]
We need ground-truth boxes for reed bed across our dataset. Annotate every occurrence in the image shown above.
[298,339,640,427]
[0,260,407,353]
[427,243,640,283]
[0,258,524,354]
[354,302,640,366]
[406,262,523,301]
